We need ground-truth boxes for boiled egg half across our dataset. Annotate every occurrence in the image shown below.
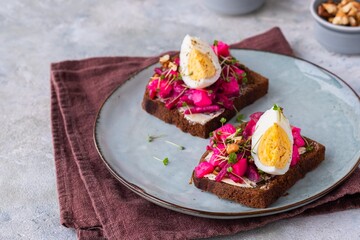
[180,35,221,89]
[251,105,293,175]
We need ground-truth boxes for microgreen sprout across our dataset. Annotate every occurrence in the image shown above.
[236,114,245,123]
[302,137,314,152]
[230,58,237,64]
[220,117,227,125]
[235,127,243,136]
[273,104,281,111]
[242,77,248,85]
[153,156,169,166]
[165,140,185,150]
[227,166,233,173]
[213,40,218,46]
[148,134,166,142]
[306,144,314,152]
[228,152,237,164]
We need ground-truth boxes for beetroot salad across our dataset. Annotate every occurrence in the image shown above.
[194,111,312,187]
[147,41,248,115]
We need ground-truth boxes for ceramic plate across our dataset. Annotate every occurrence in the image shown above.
[94,50,360,219]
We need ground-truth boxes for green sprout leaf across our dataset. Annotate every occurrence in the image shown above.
[235,127,243,136]
[148,134,165,142]
[153,156,169,166]
[165,140,185,150]
[236,114,245,123]
[228,152,237,164]
[306,145,314,152]
[163,157,169,166]
[273,104,281,111]
[227,166,233,173]
[220,117,227,125]
[213,40,218,46]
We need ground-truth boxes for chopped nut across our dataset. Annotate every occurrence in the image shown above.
[348,7,358,16]
[339,0,353,8]
[159,54,170,63]
[333,8,350,25]
[233,136,243,145]
[318,5,333,18]
[349,16,358,26]
[322,3,337,15]
[317,0,360,27]
[168,61,177,71]
[353,2,360,9]
[342,2,354,13]
[226,143,239,154]
[333,16,349,25]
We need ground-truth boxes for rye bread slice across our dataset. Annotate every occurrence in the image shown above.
[142,64,268,138]
[192,137,326,208]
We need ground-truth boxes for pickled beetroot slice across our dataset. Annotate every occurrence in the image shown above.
[291,145,300,166]
[209,123,237,144]
[246,163,260,182]
[192,90,212,107]
[249,112,263,121]
[147,79,173,99]
[220,77,239,97]
[292,126,305,147]
[195,161,214,178]
[228,173,243,183]
[232,158,247,177]
[183,105,220,114]
[216,94,234,109]
[243,119,256,139]
[212,41,230,57]
[215,163,231,182]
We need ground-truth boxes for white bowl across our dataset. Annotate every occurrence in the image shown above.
[203,0,265,16]
[310,0,360,54]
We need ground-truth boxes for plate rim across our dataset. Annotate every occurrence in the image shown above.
[93,49,360,219]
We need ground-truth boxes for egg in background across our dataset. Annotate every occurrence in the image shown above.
[179,35,221,89]
[251,106,293,175]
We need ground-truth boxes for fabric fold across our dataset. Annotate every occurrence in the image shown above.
[51,27,360,240]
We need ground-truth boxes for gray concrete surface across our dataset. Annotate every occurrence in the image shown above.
[0,0,359,239]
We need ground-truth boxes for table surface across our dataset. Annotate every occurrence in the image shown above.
[1,0,359,239]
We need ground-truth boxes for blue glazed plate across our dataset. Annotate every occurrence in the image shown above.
[94,50,360,219]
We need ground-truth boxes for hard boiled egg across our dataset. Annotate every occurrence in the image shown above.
[179,35,221,89]
[251,105,293,175]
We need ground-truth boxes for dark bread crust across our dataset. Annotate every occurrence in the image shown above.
[192,138,326,208]
[142,65,269,138]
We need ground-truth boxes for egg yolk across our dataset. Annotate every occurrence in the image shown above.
[258,123,291,169]
[187,49,216,81]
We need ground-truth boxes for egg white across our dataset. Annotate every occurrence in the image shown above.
[179,35,221,89]
[251,107,293,175]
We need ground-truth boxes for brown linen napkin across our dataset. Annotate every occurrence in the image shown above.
[51,27,360,240]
